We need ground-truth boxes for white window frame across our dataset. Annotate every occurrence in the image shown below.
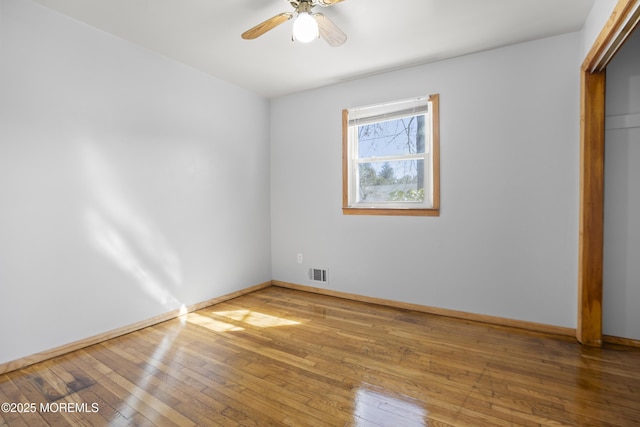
[342,94,440,216]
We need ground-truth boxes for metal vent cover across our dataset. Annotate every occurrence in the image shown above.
[309,268,328,283]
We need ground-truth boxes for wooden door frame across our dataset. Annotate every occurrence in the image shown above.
[578,0,640,346]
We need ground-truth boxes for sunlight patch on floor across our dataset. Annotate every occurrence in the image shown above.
[186,312,244,332]
[119,326,183,424]
[212,309,302,328]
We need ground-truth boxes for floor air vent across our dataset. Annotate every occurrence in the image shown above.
[309,268,328,284]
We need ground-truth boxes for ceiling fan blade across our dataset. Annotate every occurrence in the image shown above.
[241,12,293,39]
[314,13,347,47]
[316,0,345,6]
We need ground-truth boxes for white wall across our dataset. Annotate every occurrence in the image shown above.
[0,0,271,365]
[580,0,618,60]
[603,28,640,340]
[271,33,581,328]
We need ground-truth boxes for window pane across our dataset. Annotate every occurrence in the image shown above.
[357,160,425,203]
[357,115,426,158]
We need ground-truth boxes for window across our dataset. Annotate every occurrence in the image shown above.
[342,94,440,216]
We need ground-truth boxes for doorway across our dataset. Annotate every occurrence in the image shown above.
[578,0,640,346]
[603,28,640,342]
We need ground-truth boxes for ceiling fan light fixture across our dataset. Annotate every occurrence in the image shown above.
[292,12,318,43]
[241,0,346,47]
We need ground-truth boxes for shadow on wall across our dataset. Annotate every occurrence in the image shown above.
[81,143,184,311]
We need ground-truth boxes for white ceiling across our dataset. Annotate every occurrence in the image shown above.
[32,0,595,98]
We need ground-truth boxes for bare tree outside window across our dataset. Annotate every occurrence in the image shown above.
[355,116,425,203]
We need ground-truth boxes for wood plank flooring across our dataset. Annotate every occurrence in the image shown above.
[1,286,639,426]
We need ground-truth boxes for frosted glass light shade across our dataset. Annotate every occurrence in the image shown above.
[292,13,318,43]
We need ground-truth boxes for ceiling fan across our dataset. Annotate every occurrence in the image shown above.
[241,0,347,47]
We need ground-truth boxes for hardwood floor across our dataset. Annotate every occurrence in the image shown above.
[1,286,639,426]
